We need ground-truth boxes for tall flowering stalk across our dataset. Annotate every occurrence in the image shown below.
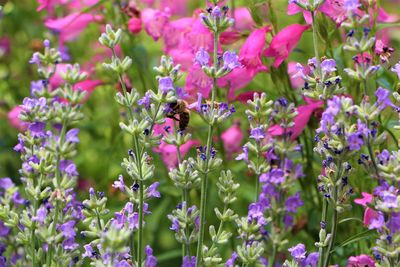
[0,40,86,266]
[99,25,179,266]
[194,2,239,266]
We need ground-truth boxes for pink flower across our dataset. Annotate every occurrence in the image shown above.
[153,119,200,169]
[354,192,373,207]
[185,65,212,98]
[128,17,142,34]
[377,7,400,23]
[160,0,189,16]
[287,2,313,24]
[268,100,323,140]
[264,24,310,68]
[8,106,28,132]
[363,207,379,227]
[232,7,254,31]
[45,12,102,42]
[221,122,244,159]
[218,27,270,94]
[288,62,309,89]
[142,8,171,41]
[347,254,375,267]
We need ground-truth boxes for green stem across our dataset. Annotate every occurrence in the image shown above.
[317,199,328,267]
[311,11,321,74]
[46,121,67,266]
[268,244,277,267]
[195,30,219,267]
[133,133,144,266]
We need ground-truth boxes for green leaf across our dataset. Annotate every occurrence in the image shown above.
[338,217,363,224]
[338,230,376,248]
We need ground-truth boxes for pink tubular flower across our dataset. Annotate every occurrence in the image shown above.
[268,100,323,140]
[347,254,375,267]
[218,26,270,95]
[287,2,313,24]
[363,208,380,228]
[264,24,310,68]
[8,106,28,132]
[128,17,142,34]
[354,192,373,207]
[142,8,171,41]
[377,7,400,23]
[45,12,102,42]
[160,0,189,16]
[221,122,243,159]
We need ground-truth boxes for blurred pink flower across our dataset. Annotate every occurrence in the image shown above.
[232,7,254,31]
[268,100,323,140]
[153,119,199,169]
[142,8,171,41]
[45,12,102,42]
[347,254,375,267]
[363,207,379,227]
[0,37,10,56]
[288,0,347,26]
[38,0,99,12]
[288,62,310,89]
[185,65,213,98]
[218,26,270,95]
[128,17,142,34]
[264,24,310,68]
[160,0,189,16]
[377,7,400,23]
[221,122,243,159]
[354,192,373,207]
[8,106,28,132]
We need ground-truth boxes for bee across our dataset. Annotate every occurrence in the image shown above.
[166,100,190,131]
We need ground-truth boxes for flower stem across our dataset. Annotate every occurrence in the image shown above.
[195,30,219,267]
[46,121,67,266]
[317,199,328,267]
[311,11,321,74]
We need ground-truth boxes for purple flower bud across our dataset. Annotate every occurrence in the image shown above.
[59,221,76,238]
[112,175,125,192]
[158,76,174,94]
[43,39,50,48]
[222,51,240,71]
[195,48,210,67]
[344,0,360,11]
[146,182,161,198]
[288,243,307,262]
[249,127,265,142]
[0,178,14,190]
[145,245,157,267]
[321,59,337,74]
[29,52,41,65]
[138,92,152,109]
[183,256,196,267]
[66,128,80,143]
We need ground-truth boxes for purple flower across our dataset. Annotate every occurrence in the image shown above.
[391,62,400,79]
[29,52,41,65]
[11,191,24,206]
[183,256,196,267]
[380,191,398,209]
[124,202,134,214]
[225,252,237,267]
[115,260,131,267]
[30,80,44,96]
[248,202,267,226]
[159,77,174,94]
[375,87,393,110]
[211,6,222,18]
[145,245,157,267]
[43,39,50,48]
[285,192,304,213]
[260,168,285,184]
[235,145,249,162]
[128,213,139,230]
[283,213,294,229]
[62,237,78,251]
[66,128,79,143]
[377,149,390,165]
[82,244,94,258]
[146,182,161,198]
[368,211,384,230]
[288,243,307,262]
[29,122,46,138]
[168,216,180,232]
[0,221,10,237]
[138,92,152,109]
[295,164,305,179]
[303,252,319,267]
[0,178,14,190]
[175,87,188,99]
[223,51,241,71]
[250,127,265,142]
[321,59,336,74]
[60,161,78,176]
[59,221,76,238]
[113,212,127,229]
[347,133,364,151]
[344,0,360,11]
[32,206,47,224]
[195,48,210,67]
[112,175,125,192]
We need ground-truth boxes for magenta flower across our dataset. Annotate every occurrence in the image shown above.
[7,106,28,132]
[264,24,310,68]
[128,17,142,34]
[354,192,373,207]
[377,8,400,23]
[269,100,323,140]
[347,254,376,267]
[45,12,102,42]
[142,8,171,41]
[221,122,244,159]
